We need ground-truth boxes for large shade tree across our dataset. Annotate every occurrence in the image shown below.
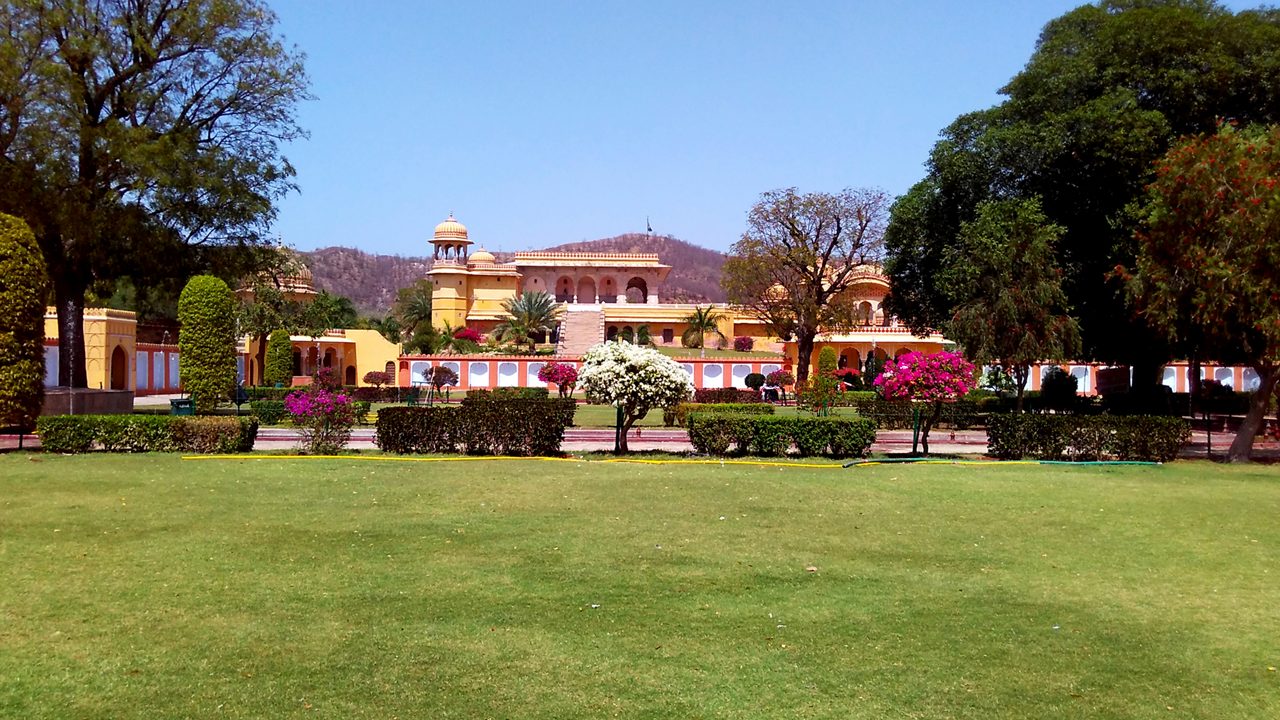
[0,0,309,387]
[884,0,1280,380]
[939,198,1081,411]
[723,187,889,382]
[1124,123,1280,463]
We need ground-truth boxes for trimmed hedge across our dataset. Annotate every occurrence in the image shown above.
[264,329,294,387]
[37,415,258,454]
[178,275,237,413]
[986,414,1190,462]
[844,396,979,430]
[376,395,576,456]
[668,402,775,427]
[250,400,287,425]
[687,413,877,458]
[694,388,763,404]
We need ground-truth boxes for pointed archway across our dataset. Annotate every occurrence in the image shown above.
[110,345,128,390]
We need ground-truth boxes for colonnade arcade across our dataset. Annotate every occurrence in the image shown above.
[518,269,661,304]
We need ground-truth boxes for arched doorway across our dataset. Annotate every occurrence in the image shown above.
[857,302,873,325]
[626,277,648,303]
[109,345,128,390]
[555,276,575,302]
[840,348,861,371]
[345,365,356,385]
[576,276,597,304]
[599,276,617,303]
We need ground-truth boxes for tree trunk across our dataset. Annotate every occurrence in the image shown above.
[795,332,816,383]
[1227,365,1277,463]
[617,409,642,454]
[1188,356,1202,401]
[1013,365,1029,413]
[920,400,943,455]
[55,280,89,388]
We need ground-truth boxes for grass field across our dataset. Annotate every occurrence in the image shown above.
[2,455,1277,718]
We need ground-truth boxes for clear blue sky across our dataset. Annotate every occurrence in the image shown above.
[265,0,1243,256]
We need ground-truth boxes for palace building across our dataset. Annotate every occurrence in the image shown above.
[38,213,1259,401]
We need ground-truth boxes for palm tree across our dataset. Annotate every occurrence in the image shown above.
[494,291,562,352]
[396,282,434,337]
[681,306,727,358]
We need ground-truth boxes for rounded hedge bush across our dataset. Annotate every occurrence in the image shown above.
[0,213,49,433]
[264,328,293,387]
[178,275,237,413]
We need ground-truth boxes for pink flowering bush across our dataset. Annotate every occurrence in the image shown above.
[538,362,579,398]
[453,327,482,343]
[874,351,976,455]
[285,383,356,454]
[733,335,754,352]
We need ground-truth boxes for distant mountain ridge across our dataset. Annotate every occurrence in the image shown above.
[304,233,727,316]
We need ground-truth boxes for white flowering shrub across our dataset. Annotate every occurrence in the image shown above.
[578,341,694,451]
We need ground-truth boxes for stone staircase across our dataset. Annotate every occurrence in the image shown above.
[556,308,604,357]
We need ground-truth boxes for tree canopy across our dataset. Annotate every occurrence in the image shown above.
[939,198,1080,410]
[1124,123,1280,462]
[723,187,889,381]
[0,0,309,386]
[884,0,1280,374]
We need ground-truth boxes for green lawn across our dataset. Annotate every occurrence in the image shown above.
[2,455,1277,718]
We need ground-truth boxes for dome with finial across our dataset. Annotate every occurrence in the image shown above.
[433,213,469,242]
[468,247,495,266]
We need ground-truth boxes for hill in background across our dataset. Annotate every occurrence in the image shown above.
[304,233,727,316]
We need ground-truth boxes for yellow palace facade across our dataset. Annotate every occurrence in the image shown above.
[422,214,949,381]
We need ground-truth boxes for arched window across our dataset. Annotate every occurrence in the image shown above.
[626,277,648,303]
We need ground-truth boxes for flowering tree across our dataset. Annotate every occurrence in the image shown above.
[538,362,579,398]
[578,342,694,452]
[285,384,356,454]
[1125,123,1280,462]
[874,351,976,455]
[429,365,459,403]
[765,368,795,402]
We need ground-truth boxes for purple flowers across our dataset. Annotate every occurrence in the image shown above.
[285,383,356,454]
[874,351,976,403]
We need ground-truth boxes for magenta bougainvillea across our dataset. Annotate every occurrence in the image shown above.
[453,327,482,343]
[874,351,976,455]
[874,351,975,403]
[285,384,355,454]
[538,362,579,398]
